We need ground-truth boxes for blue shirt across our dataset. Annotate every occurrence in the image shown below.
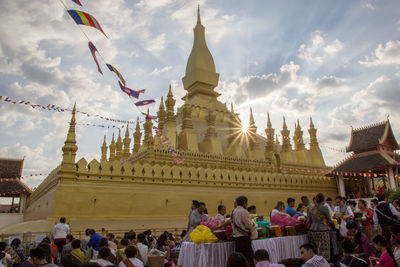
[87,233,102,251]
[285,205,304,217]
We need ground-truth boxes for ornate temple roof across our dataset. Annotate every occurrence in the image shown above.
[0,158,31,197]
[332,150,400,173]
[346,120,399,153]
[0,158,24,178]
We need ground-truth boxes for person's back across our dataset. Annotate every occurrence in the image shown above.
[253,249,284,267]
[341,255,368,267]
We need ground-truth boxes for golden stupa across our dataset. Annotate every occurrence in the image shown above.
[22,8,337,230]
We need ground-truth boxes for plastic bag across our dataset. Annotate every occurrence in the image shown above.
[189,225,218,244]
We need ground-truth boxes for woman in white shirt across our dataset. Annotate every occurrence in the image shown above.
[118,246,144,267]
[215,205,227,223]
[53,217,70,252]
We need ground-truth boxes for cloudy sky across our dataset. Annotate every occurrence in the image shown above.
[0,0,400,188]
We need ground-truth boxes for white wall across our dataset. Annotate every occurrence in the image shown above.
[0,213,23,231]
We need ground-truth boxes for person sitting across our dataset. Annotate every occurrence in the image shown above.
[61,239,89,267]
[118,245,143,267]
[136,234,148,266]
[156,233,174,267]
[278,258,305,267]
[346,220,374,262]
[98,238,116,264]
[340,238,368,267]
[126,231,137,246]
[226,252,249,267]
[215,205,227,223]
[391,224,400,266]
[253,249,284,267]
[90,247,114,267]
[87,229,102,252]
[106,234,117,251]
[285,198,305,217]
[299,243,330,267]
[271,201,302,227]
[62,235,75,257]
[20,248,35,267]
[115,239,129,264]
[371,235,398,267]
[189,202,208,233]
[5,238,25,266]
[30,247,58,267]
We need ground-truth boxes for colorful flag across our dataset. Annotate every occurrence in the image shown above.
[71,0,82,6]
[135,100,155,106]
[119,82,139,99]
[88,42,102,74]
[142,112,157,120]
[106,64,126,86]
[67,10,107,37]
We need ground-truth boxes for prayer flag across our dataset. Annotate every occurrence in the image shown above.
[142,112,157,120]
[107,64,126,86]
[135,100,155,106]
[67,10,107,37]
[88,42,103,74]
[119,82,139,98]
[71,0,82,6]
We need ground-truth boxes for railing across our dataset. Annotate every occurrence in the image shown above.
[0,227,186,245]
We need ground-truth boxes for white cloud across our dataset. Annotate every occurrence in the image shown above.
[362,3,375,10]
[0,143,60,187]
[144,33,167,52]
[151,66,172,75]
[298,31,343,63]
[360,40,400,66]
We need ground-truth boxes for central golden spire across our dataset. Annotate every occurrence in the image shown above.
[182,5,220,99]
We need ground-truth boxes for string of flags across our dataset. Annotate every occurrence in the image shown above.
[61,0,156,109]
[0,95,136,124]
[153,126,185,164]
[0,94,356,158]
[329,171,389,178]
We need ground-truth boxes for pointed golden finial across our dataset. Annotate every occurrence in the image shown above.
[62,104,78,165]
[283,116,287,128]
[135,117,140,130]
[267,112,272,128]
[125,123,130,137]
[310,117,315,128]
[168,84,173,97]
[160,96,165,109]
[249,107,255,125]
[197,4,201,25]
[101,134,108,162]
[230,103,234,113]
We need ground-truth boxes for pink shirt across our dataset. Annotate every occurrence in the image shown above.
[379,252,395,267]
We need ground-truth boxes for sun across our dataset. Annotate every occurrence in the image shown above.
[241,124,249,132]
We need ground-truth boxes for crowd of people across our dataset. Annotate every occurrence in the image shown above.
[2,191,400,267]
[0,217,186,267]
[217,193,400,267]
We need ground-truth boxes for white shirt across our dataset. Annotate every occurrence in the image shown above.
[137,243,148,265]
[333,205,354,218]
[90,259,114,267]
[270,209,279,217]
[394,247,400,266]
[373,201,400,226]
[54,223,70,239]
[119,257,144,267]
